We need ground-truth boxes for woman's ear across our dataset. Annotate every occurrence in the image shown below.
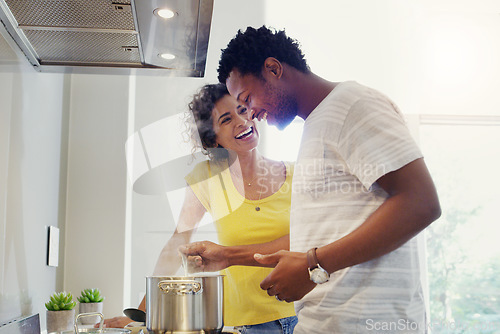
[262,57,283,80]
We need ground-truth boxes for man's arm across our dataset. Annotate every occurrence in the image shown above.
[257,158,441,302]
[318,158,441,273]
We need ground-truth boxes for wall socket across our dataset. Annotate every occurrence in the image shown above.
[47,226,59,267]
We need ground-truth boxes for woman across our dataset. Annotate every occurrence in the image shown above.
[103,84,296,333]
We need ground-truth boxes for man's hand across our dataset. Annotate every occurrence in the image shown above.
[255,250,316,302]
[178,241,230,273]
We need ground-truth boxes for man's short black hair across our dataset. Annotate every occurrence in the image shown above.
[217,25,309,84]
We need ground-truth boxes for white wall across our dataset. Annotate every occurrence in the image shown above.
[64,74,130,317]
[0,59,69,328]
[265,0,500,116]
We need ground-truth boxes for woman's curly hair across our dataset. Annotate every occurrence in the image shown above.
[218,25,309,84]
[185,83,229,160]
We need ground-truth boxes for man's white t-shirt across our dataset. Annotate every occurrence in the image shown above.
[291,81,426,333]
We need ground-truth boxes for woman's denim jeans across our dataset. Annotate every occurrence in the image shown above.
[235,316,298,334]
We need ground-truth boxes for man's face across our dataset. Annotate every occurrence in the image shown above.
[226,69,298,130]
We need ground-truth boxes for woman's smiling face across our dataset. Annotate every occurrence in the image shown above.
[212,94,259,154]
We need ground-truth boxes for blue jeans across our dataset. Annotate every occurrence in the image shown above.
[235,316,298,334]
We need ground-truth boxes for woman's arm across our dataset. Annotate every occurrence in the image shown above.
[179,235,290,272]
[147,184,207,317]
[101,185,206,327]
[151,185,207,275]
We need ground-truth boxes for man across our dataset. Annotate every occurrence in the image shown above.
[217,26,441,333]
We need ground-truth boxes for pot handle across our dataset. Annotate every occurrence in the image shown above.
[158,279,203,295]
[75,312,104,332]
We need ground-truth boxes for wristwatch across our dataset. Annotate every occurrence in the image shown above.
[307,247,330,284]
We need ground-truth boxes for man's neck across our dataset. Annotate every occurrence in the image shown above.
[287,68,338,120]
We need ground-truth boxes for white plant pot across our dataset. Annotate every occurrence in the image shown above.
[46,309,75,333]
[78,302,103,325]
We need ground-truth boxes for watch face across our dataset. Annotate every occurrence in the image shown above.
[310,268,329,284]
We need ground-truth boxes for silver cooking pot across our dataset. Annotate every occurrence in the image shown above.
[146,275,224,334]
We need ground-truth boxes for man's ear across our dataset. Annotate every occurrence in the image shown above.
[262,57,283,80]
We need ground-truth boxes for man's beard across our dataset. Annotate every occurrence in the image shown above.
[264,81,298,130]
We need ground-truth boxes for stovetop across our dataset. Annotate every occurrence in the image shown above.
[0,314,40,334]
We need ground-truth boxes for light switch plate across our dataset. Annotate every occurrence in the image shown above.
[47,226,59,267]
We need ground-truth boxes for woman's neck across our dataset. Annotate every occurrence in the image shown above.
[227,149,264,180]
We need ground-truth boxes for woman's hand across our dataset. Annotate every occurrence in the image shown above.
[178,241,230,272]
[97,316,133,328]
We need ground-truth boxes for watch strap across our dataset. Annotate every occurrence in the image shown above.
[307,247,320,270]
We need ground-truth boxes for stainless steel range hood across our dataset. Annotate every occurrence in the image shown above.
[0,0,213,76]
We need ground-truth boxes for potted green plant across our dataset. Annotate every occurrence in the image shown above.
[45,291,77,333]
[77,288,105,325]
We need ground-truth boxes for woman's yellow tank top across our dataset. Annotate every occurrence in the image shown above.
[185,159,295,326]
